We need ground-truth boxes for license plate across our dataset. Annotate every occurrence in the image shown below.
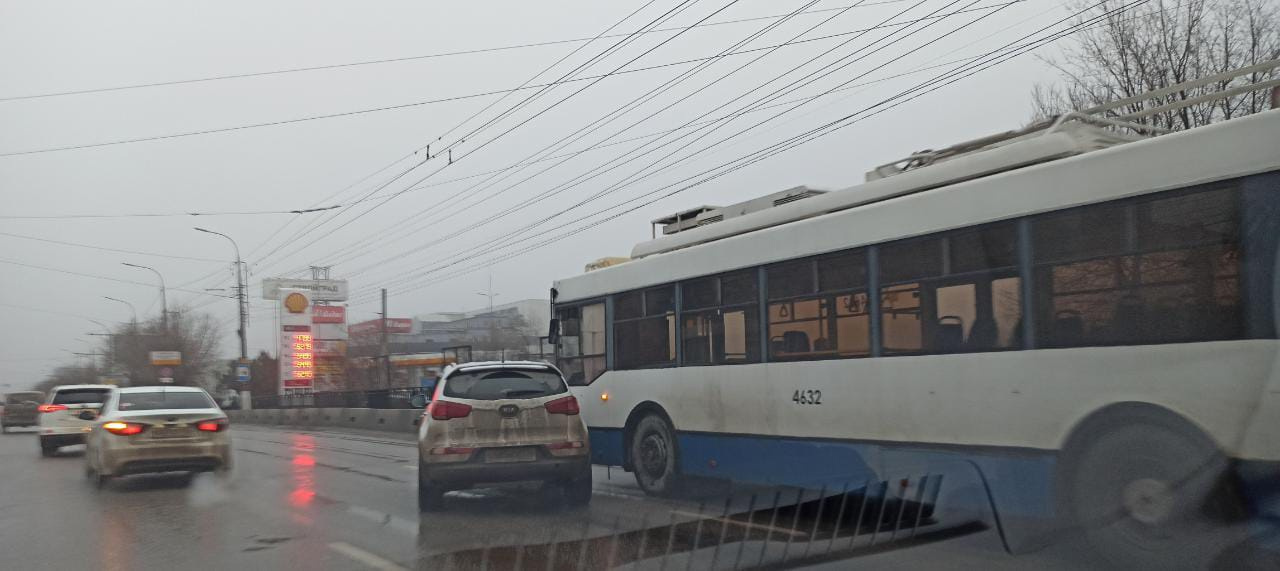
[151,426,188,439]
[486,447,536,463]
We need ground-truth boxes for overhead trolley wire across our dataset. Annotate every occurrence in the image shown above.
[310,0,834,273]
[245,0,688,274]
[0,258,235,299]
[343,0,974,288]
[253,0,733,278]
[343,0,979,296]
[0,1,916,103]
[347,0,1142,302]
[247,0,675,267]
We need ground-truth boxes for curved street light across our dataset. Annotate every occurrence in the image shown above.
[194,227,247,361]
[122,262,167,331]
[103,296,137,324]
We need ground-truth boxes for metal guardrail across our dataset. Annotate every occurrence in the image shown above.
[252,387,432,409]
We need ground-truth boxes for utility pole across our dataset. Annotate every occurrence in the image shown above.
[195,228,248,361]
[86,319,114,374]
[476,273,499,313]
[380,288,391,389]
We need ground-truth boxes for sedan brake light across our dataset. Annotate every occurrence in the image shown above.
[37,404,67,413]
[544,396,580,415]
[428,400,472,420]
[102,421,145,436]
[196,419,228,432]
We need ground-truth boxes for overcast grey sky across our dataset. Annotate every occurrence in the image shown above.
[1,0,1071,385]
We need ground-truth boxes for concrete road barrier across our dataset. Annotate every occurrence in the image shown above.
[229,407,423,434]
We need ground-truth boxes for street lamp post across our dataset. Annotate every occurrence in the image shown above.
[194,227,248,362]
[87,319,114,370]
[103,296,137,325]
[122,263,167,331]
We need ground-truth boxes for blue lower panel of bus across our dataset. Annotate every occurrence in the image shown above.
[588,427,1056,519]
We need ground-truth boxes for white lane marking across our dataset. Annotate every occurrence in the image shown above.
[328,541,407,571]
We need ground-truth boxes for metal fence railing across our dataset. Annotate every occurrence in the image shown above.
[414,474,962,570]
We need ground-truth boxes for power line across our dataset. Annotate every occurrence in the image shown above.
[306,0,837,273]
[344,0,981,287]
[0,230,224,262]
[344,0,973,295]
[0,1,915,103]
[309,0,985,278]
[244,0,691,271]
[349,0,1137,302]
[0,258,235,299]
[0,205,339,220]
[248,0,717,274]
[0,301,110,323]
[0,2,734,159]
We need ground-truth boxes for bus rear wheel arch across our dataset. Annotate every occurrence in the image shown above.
[1056,403,1247,568]
[624,405,681,496]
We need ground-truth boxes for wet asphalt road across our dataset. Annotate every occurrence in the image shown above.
[0,424,1070,570]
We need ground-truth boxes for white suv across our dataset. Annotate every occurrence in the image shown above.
[38,384,113,456]
[413,361,591,511]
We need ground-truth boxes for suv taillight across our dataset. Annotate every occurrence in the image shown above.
[428,400,472,420]
[103,421,145,436]
[37,404,67,413]
[196,419,228,432]
[545,396,580,415]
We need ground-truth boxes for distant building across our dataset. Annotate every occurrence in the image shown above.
[345,298,550,385]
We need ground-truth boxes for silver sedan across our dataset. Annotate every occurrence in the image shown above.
[85,386,232,488]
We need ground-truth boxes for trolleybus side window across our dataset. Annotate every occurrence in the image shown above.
[767,250,871,361]
[681,270,761,366]
[1033,185,1242,347]
[879,223,1021,355]
[556,302,606,385]
[614,286,676,369]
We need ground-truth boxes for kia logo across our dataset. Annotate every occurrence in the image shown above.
[499,405,519,418]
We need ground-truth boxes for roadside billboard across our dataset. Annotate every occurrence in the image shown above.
[278,289,315,393]
[312,305,346,324]
[261,278,349,302]
[348,318,414,336]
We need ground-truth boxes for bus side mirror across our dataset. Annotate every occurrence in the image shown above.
[548,318,560,345]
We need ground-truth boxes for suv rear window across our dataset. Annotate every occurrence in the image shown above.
[6,393,41,404]
[51,389,110,405]
[118,391,216,411]
[443,369,567,401]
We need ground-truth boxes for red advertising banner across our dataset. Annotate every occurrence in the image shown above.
[312,305,346,324]
[349,318,413,336]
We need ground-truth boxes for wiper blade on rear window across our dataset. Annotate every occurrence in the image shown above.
[502,389,547,398]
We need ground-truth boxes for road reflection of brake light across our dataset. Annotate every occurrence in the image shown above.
[103,421,145,435]
[290,450,316,507]
[37,404,67,413]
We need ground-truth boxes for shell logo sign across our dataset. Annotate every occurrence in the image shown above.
[284,292,309,313]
